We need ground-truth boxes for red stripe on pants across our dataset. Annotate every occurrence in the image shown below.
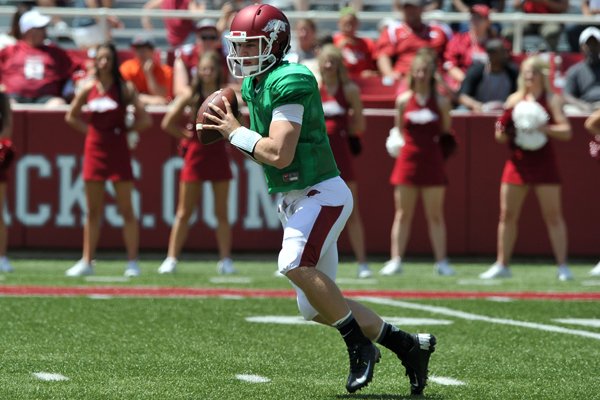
[299,205,343,267]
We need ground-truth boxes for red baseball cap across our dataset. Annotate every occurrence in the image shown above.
[471,4,490,18]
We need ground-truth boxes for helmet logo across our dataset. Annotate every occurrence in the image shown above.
[262,19,287,42]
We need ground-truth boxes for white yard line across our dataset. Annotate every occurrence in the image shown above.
[32,372,69,381]
[553,318,600,328]
[429,376,466,386]
[235,374,271,383]
[359,297,600,340]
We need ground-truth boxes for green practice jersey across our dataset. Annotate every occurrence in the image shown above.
[241,61,339,193]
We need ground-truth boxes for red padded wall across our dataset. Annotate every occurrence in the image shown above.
[4,109,599,257]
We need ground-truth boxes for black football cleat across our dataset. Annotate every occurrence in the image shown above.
[400,333,436,396]
[345,342,381,393]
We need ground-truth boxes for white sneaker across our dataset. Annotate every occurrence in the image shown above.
[479,263,511,279]
[0,257,13,273]
[589,261,600,277]
[557,265,573,281]
[380,258,402,276]
[158,257,177,274]
[357,263,373,279]
[124,261,141,277]
[66,259,94,277]
[217,258,237,275]
[435,259,455,276]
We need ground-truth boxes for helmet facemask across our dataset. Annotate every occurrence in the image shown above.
[225,21,289,78]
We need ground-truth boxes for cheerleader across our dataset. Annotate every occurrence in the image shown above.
[317,44,372,279]
[65,42,152,277]
[380,49,456,277]
[583,108,600,277]
[0,91,13,273]
[479,55,573,281]
[158,51,235,275]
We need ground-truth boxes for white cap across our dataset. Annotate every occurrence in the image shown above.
[579,26,600,46]
[19,10,51,34]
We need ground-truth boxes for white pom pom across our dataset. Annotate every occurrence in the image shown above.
[385,127,405,158]
[512,100,549,150]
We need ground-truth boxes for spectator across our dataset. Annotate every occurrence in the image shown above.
[0,91,14,273]
[375,0,449,86]
[479,55,573,281]
[449,0,504,33]
[286,18,318,64]
[451,0,504,14]
[173,18,228,96]
[64,42,152,277]
[443,5,507,92]
[142,0,204,48]
[120,34,173,106]
[563,27,600,113]
[317,44,372,279]
[583,108,600,277]
[380,49,456,277]
[503,0,568,52]
[566,0,600,53]
[0,9,77,105]
[158,50,236,275]
[458,38,518,112]
[332,7,378,79]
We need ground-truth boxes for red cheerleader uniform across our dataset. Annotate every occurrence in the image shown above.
[500,94,561,185]
[320,83,356,181]
[179,121,233,182]
[83,83,133,182]
[390,93,446,186]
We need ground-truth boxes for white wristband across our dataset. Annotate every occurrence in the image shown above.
[229,126,262,157]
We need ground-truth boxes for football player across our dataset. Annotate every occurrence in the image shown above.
[201,4,436,395]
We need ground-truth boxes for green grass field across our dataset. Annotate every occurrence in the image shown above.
[1,256,599,400]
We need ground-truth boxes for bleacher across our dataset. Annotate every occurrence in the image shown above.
[0,0,594,52]
[0,0,594,108]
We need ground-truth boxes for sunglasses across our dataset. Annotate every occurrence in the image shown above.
[200,35,218,41]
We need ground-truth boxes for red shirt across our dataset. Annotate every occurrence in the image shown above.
[522,0,558,13]
[0,41,75,98]
[443,31,489,73]
[162,0,195,47]
[333,32,377,78]
[376,21,448,75]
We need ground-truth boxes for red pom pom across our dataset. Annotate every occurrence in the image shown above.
[0,138,15,170]
[496,108,515,138]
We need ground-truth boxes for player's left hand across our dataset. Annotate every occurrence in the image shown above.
[203,97,241,139]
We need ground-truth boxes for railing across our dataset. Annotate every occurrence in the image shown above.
[1,5,599,53]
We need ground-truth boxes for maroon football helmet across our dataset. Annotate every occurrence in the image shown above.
[224,4,291,78]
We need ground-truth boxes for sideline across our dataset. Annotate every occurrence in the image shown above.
[0,285,599,300]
